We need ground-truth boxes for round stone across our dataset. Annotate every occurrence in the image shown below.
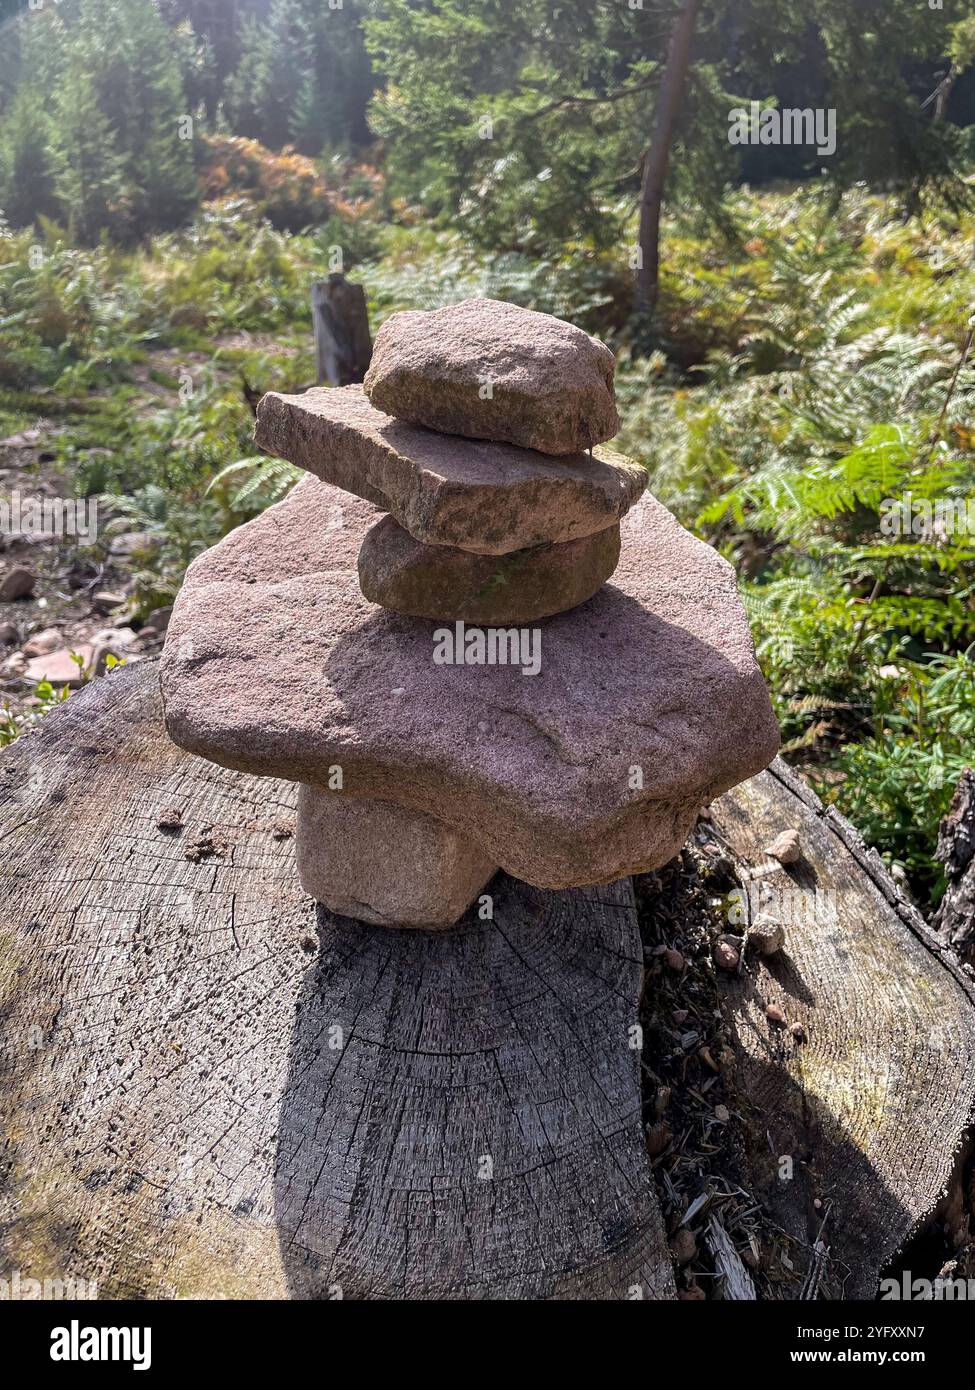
[363,298,621,455]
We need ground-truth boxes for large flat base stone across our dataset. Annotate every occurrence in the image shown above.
[162,477,781,888]
[296,786,498,928]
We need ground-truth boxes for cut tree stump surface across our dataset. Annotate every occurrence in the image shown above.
[0,662,673,1300]
[2,663,974,1299]
[710,762,975,1298]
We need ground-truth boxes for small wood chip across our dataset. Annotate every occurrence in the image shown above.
[707,1216,757,1300]
[646,1122,672,1157]
[155,806,183,832]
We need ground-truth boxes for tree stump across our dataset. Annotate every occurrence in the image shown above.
[2,664,974,1299]
[0,663,673,1300]
[709,761,975,1297]
[933,767,975,968]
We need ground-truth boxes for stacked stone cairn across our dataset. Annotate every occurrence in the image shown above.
[161,299,779,928]
[257,298,645,624]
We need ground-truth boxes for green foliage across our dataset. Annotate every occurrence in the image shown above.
[49,56,125,244]
[616,186,975,903]
[364,0,973,261]
[223,0,373,156]
[0,679,69,750]
[0,85,58,227]
[207,454,302,517]
[824,654,975,892]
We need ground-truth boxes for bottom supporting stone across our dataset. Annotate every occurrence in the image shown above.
[296,785,498,928]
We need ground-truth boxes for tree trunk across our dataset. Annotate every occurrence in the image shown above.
[934,66,956,123]
[634,0,701,319]
[709,760,975,1298]
[312,273,373,387]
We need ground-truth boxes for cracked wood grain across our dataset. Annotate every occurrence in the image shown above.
[0,661,674,1300]
[710,758,975,1298]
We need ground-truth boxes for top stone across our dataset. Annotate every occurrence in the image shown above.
[362,298,621,456]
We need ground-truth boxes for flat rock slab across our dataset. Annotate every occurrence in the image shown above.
[162,476,779,888]
[254,384,644,555]
[357,516,620,623]
[362,298,621,456]
[296,786,498,927]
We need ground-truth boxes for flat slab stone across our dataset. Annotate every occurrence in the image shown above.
[363,299,621,456]
[357,516,620,623]
[296,787,498,927]
[254,384,644,555]
[161,477,780,888]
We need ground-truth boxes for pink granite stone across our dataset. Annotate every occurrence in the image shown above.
[160,476,780,888]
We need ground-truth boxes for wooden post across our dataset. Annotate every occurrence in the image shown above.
[311,273,373,387]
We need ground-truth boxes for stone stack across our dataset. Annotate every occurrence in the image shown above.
[253,299,644,623]
[161,299,780,928]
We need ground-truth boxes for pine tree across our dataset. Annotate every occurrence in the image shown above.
[75,0,197,237]
[224,0,373,155]
[0,86,58,228]
[49,58,125,243]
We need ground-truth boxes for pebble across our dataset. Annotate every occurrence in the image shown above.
[766,1005,787,1027]
[714,939,740,972]
[22,627,63,658]
[747,919,786,956]
[671,1227,698,1266]
[764,827,801,864]
[92,590,127,614]
[0,565,36,602]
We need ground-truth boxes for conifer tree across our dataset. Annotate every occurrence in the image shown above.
[0,85,58,228]
[49,57,124,242]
